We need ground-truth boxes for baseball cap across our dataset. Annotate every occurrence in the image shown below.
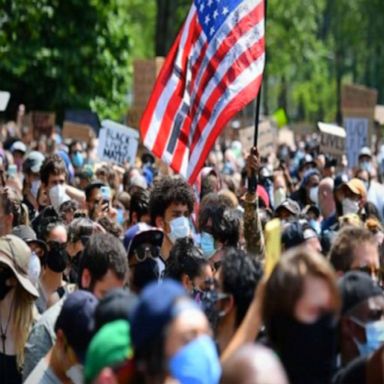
[301,169,320,187]
[342,178,367,199]
[85,320,133,384]
[359,147,372,159]
[55,290,98,363]
[130,279,187,349]
[299,154,317,170]
[12,225,47,253]
[94,288,138,332]
[282,220,317,250]
[23,151,45,174]
[339,271,383,315]
[276,199,301,217]
[10,141,27,154]
[123,223,163,256]
[0,235,39,298]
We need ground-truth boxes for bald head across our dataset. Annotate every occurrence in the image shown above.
[318,177,335,218]
[221,344,288,384]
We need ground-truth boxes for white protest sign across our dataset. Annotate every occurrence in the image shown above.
[0,91,10,111]
[344,117,369,168]
[318,122,346,164]
[97,120,139,166]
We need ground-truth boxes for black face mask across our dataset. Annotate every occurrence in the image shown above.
[268,314,338,384]
[0,268,14,301]
[46,242,68,273]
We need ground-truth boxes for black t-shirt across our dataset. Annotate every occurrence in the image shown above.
[0,352,22,384]
[333,357,366,384]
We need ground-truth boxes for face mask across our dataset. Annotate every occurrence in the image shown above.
[169,335,221,384]
[274,187,286,208]
[168,216,191,244]
[200,232,215,259]
[360,161,372,173]
[200,290,229,331]
[352,318,384,358]
[31,180,41,199]
[49,184,70,211]
[46,242,69,273]
[342,198,359,215]
[71,152,84,168]
[309,186,319,206]
[66,364,84,384]
[0,268,14,301]
[309,219,321,235]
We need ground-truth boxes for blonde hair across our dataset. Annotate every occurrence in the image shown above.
[13,283,35,368]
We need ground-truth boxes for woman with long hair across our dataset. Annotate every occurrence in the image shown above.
[0,235,38,383]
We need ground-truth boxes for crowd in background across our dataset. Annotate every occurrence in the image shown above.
[1,113,384,384]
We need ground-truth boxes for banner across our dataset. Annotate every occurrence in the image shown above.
[97,120,139,166]
[318,122,346,165]
[342,84,378,168]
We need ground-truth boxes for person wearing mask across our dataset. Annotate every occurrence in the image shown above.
[40,154,85,211]
[36,220,69,313]
[22,151,45,220]
[25,290,98,384]
[291,169,320,209]
[0,235,39,384]
[206,248,262,354]
[337,178,367,217]
[23,233,128,380]
[262,247,340,384]
[165,237,213,300]
[149,176,195,261]
[319,177,337,232]
[69,140,86,171]
[329,226,380,283]
[124,223,163,293]
[130,279,221,384]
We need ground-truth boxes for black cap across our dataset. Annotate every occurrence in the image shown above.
[282,220,317,250]
[339,271,383,315]
[276,199,301,217]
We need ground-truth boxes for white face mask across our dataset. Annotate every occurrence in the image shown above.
[309,186,319,206]
[168,216,191,244]
[49,184,70,211]
[66,364,83,384]
[342,198,359,215]
[31,180,41,199]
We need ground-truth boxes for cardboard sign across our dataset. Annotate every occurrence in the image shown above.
[30,112,56,139]
[375,105,384,126]
[62,122,95,142]
[97,120,139,166]
[342,84,378,167]
[344,118,369,168]
[318,122,346,164]
[133,58,164,111]
[0,91,10,111]
[64,110,100,135]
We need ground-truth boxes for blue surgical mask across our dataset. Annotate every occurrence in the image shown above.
[116,208,125,225]
[200,232,215,258]
[352,318,384,357]
[71,152,84,168]
[169,216,191,243]
[169,335,221,384]
[309,219,321,235]
[360,161,372,173]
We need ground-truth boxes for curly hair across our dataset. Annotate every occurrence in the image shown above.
[221,248,263,326]
[165,237,207,281]
[149,176,195,225]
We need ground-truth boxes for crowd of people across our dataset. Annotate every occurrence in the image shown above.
[1,117,384,384]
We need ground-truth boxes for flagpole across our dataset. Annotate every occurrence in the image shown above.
[248,0,267,193]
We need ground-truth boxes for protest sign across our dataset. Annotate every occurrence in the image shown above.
[29,112,56,139]
[375,105,384,126]
[342,84,378,168]
[97,120,139,166]
[318,122,346,165]
[62,122,95,142]
[0,91,10,111]
[133,58,164,111]
[65,110,100,135]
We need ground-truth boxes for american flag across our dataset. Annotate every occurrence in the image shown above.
[140,0,265,184]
